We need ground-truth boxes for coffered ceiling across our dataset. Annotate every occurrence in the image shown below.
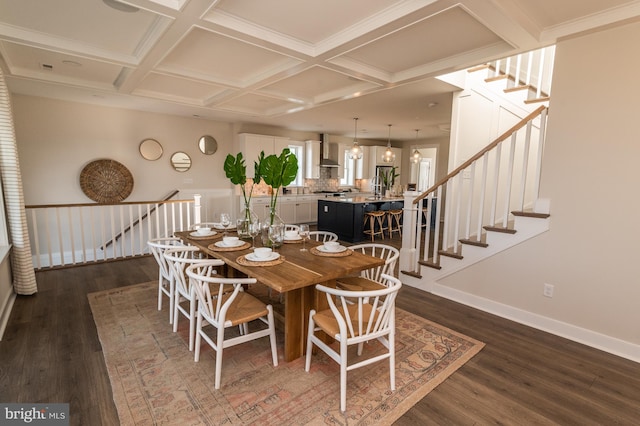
[0,0,639,140]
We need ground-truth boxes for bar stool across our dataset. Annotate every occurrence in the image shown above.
[387,209,403,238]
[363,210,386,241]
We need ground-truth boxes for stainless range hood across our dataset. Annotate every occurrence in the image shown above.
[320,133,340,167]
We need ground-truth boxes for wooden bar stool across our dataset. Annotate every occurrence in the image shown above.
[363,210,387,241]
[387,209,403,238]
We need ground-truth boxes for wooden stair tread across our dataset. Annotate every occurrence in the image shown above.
[459,236,489,247]
[467,63,490,72]
[525,96,550,104]
[418,259,441,270]
[439,250,463,260]
[504,84,531,93]
[484,224,517,234]
[512,210,550,219]
[401,269,422,279]
[485,74,509,82]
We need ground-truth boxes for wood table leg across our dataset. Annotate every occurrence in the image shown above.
[282,286,315,362]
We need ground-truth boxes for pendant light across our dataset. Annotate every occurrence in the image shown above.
[411,129,422,163]
[348,117,363,160]
[382,124,395,163]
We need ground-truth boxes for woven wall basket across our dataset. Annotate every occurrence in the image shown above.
[80,159,134,203]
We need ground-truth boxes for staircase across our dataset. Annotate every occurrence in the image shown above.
[400,47,553,289]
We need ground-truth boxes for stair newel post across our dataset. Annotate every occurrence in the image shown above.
[502,133,518,228]
[400,189,420,274]
[476,152,490,242]
[464,163,476,241]
[517,121,533,212]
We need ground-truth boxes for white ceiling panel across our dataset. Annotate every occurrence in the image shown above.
[337,7,507,75]
[159,27,302,86]
[1,0,639,140]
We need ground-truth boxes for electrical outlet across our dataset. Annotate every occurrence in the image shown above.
[543,283,554,298]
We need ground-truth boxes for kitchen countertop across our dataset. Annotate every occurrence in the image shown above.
[319,196,404,204]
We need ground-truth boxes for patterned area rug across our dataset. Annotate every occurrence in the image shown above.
[88,282,484,425]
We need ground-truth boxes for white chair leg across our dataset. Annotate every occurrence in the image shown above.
[168,277,174,325]
[194,313,203,362]
[188,295,196,351]
[172,292,180,333]
[267,306,278,366]
[340,339,348,412]
[214,326,225,389]
[157,275,163,311]
[389,331,396,391]
[305,310,316,372]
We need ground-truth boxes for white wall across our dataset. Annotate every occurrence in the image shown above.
[13,95,236,205]
[440,21,640,350]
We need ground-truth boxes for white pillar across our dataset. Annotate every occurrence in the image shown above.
[399,191,419,272]
[194,194,201,225]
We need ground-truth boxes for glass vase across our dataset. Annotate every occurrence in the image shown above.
[260,208,283,246]
[237,206,258,239]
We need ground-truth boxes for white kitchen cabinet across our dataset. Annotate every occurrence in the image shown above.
[277,196,297,224]
[305,140,320,179]
[355,146,370,179]
[238,133,291,179]
[294,196,317,223]
[249,195,319,225]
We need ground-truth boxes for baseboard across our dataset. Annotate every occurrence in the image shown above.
[0,291,16,341]
[431,283,640,364]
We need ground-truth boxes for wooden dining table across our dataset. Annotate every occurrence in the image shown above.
[175,230,384,362]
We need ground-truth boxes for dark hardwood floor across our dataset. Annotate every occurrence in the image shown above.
[1,247,639,425]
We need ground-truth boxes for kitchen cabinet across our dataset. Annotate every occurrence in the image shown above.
[249,195,319,225]
[238,133,291,179]
[355,146,370,179]
[305,140,320,179]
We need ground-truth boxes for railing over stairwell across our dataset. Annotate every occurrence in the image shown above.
[480,46,555,102]
[25,193,204,270]
[401,105,548,277]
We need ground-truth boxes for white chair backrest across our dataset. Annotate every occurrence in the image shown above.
[309,231,338,242]
[148,237,184,280]
[163,246,223,298]
[186,263,257,325]
[285,224,299,232]
[348,243,399,283]
[316,274,401,341]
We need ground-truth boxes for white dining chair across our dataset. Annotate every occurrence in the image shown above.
[147,237,184,324]
[284,224,299,232]
[186,262,279,389]
[335,243,399,292]
[308,230,338,242]
[305,274,402,412]
[164,246,224,351]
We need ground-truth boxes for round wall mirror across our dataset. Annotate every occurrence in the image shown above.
[198,135,218,155]
[170,152,192,172]
[139,138,163,161]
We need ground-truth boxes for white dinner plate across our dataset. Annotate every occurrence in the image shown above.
[214,240,244,248]
[190,230,217,237]
[245,252,280,262]
[317,245,347,253]
[285,236,302,241]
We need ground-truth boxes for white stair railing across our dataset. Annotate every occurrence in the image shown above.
[25,195,202,270]
[402,106,548,277]
[491,46,555,100]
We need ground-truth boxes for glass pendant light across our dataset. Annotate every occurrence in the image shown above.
[348,117,363,160]
[411,129,422,163]
[382,124,395,163]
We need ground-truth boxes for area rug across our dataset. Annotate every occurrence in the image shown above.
[88,282,484,425]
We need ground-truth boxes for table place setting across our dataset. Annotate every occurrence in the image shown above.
[283,229,303,243]
[311,240,352,257]
[188,226,219,239]
[236,247,285,266]
[208,236,251,252]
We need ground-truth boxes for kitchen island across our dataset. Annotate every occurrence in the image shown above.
[317,196,404,243]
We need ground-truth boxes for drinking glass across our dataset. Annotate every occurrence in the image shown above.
[220,213,231,235]
[298,224,310,251]
[248,221,260,248]
[268,224,284,252]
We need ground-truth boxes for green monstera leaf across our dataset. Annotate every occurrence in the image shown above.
[261,148,299,189]
[224,153,247,186]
